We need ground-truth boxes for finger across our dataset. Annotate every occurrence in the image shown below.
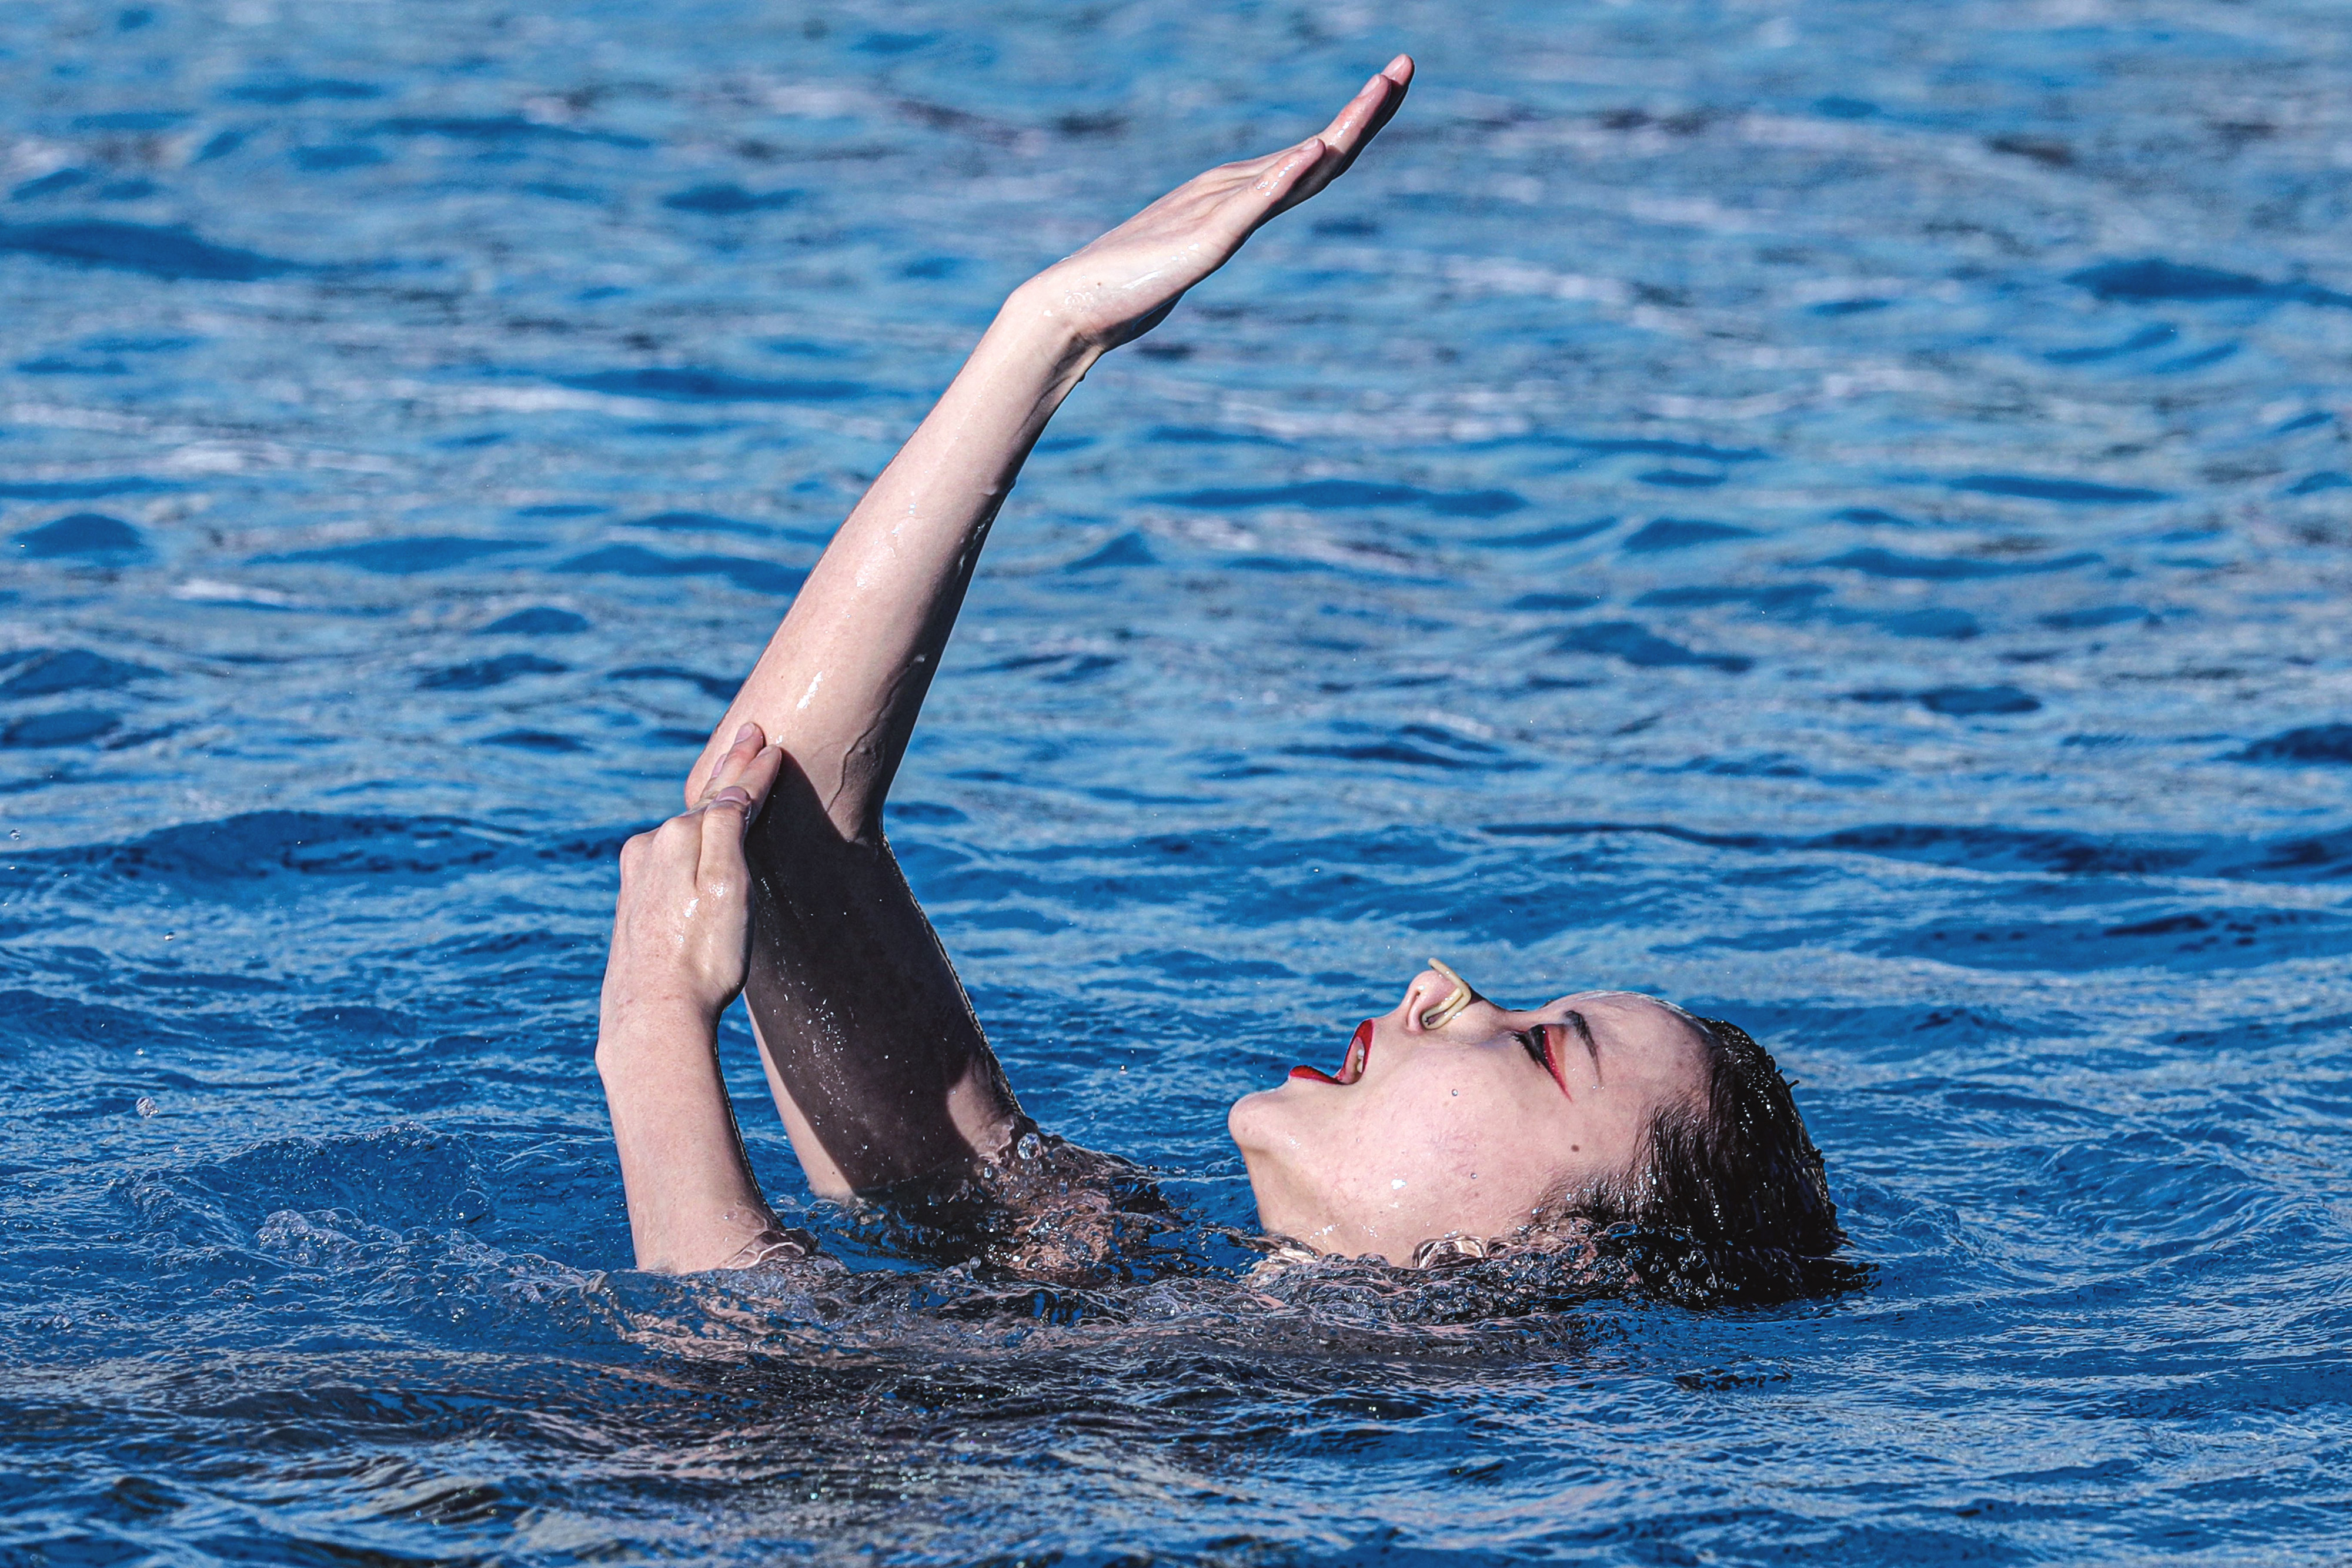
[733,740,786,821]
[693,741,781,872]
[694,721,767,807]
[699,783,754,875]
[1210,137,1327,243]
[1286,61,1412,208]
[1325,58,1414,158]
[1236,136,1327,216]
[1356,56,1414,150]
[1314,63,1402,159]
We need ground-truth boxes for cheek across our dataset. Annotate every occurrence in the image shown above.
[1344,1095,1546,1226]
[1401,1091,1598,1226]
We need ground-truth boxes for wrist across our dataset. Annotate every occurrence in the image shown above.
[990,278,1109,375]
[597,983,723,1041]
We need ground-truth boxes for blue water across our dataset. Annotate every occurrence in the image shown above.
[6,0,2352,1560]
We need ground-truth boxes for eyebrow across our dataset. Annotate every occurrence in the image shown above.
[1560,1011,1601,1084]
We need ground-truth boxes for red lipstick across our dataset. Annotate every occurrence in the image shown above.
[1290,1020,1373,1085]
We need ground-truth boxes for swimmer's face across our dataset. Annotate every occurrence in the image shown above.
[1226,969,1711,1263]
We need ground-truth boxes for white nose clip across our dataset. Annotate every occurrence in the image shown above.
[1418,958,1476,1029]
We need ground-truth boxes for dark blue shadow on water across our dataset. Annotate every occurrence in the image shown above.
[1283,723,1534,773]
[1623,517,1759,551]
[1066,531,1157,570]
[1639,583,1830,616]
[2067,257,2352,309]
[1946,474,2170,504]
[222,77,383,103]
[2044,323,2177,363]
[483,730,589,752]
[11,513,145,559]
[2233,725,2352,765]
[1,708,118,747]
[1555,620,1753,671]
[607,666,739,702]
[1150,480,1527,516]
[0,649,155,698]
[370,115,650,149]
[553,368,865,403]
[417,654,568,691]
[0,220,304,280]
[0,477,176,500]
[552,545,805,596]
[480,609,588,636]
[1919,684,2040,716]
[1820,547,2099,580]
[254,537,533,574]
[663,183,805,213]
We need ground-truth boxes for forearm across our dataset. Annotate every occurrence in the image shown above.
[736,805,1023,1196]
[596,997,783,1273]
[687,289,1101,831]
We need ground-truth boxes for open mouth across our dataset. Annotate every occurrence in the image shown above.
[1289,1019,1372,1085]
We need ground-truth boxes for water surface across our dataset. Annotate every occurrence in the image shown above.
[6,1,2352,1562]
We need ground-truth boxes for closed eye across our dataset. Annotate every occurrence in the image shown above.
[1516,1015,1599,1090]
[1515,1025,1573,1097]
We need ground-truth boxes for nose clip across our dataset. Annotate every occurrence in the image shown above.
[1419,958,1478,1029]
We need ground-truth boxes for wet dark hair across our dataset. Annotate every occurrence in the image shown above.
[1556,1015,1852,1305]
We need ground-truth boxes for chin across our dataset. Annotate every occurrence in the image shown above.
[1224,1084,1290,1156]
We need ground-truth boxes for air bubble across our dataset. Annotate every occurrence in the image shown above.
[135,1096,158,1118]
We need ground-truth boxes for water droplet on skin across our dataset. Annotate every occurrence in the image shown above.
[135,1097,158,1118]
[1016,1132,1041,1161]
[1391,1178,1406,1190]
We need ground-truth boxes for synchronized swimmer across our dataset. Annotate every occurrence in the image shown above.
[594,58,1843,1298]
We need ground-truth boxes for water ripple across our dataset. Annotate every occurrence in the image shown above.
[4,0,2350,1562]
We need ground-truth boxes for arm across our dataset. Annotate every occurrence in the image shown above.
[596,724,798,1272]
[684,59,1415,828]
[685,60,1416,1201]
